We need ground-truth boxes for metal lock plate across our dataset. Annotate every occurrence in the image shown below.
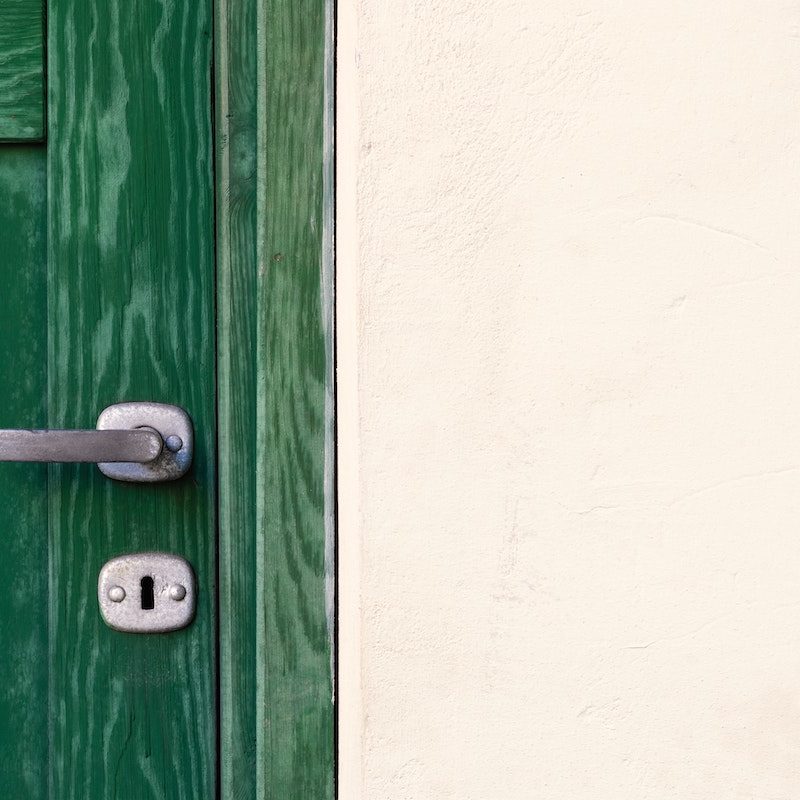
[98,552,196,633]
[96,402,193,483]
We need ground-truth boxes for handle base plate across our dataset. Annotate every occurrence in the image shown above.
[97,402,193,483]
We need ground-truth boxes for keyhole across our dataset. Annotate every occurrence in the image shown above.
[140,576,155,610]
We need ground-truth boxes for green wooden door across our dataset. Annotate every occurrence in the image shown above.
[0,0,334,797]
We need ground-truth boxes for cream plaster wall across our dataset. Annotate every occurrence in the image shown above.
[337,2,800,797]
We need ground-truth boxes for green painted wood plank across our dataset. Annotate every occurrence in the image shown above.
[216,0,335,794]
[47,0,217,797]
[257,0,335,794]
[216,0,259,795]
[0,0,44,140]
[0,146,47,797]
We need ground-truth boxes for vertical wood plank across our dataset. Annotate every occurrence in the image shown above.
[0,146,47,797]
[258,0,335,794]
[216,0,335,794]
[0,0,44,140]
[47,0,217,797]
[216,0,259,795]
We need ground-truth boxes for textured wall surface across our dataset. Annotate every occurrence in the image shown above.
[337,2,800,796]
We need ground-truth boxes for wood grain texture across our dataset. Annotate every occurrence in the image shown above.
[216,0,335,794]
[0,0,43,140]
[216,0,259,795]
[0,146,47,797]
[257,0,335,794]
[47,0,217,797]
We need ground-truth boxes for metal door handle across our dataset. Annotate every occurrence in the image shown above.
[0,402,193,483]
[0,428,163,463]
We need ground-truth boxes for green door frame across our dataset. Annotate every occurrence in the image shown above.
[215,0,336,797]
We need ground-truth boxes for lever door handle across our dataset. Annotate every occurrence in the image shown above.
[0,428,164,463]
[0,402,194,483]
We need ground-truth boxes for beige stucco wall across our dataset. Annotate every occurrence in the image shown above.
[337,2,800,796]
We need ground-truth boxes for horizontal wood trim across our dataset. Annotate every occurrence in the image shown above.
[0,0,43,140]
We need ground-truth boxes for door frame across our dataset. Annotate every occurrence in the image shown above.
[215,0,336,796]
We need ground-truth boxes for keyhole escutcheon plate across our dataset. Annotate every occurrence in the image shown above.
[98,552,196,633]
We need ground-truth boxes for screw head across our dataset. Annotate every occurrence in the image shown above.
[170,584,187,601]
[165,435,183,453]
[108,585,126,603]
